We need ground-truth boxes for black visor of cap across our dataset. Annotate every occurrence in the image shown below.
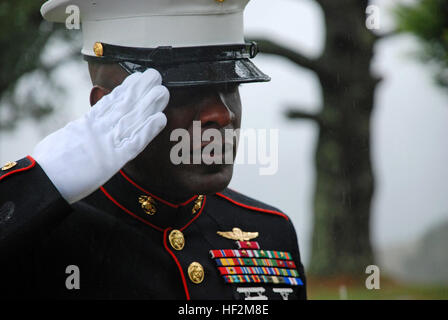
[83,42,271,87]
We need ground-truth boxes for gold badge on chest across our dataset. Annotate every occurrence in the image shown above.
[217,227,259,241]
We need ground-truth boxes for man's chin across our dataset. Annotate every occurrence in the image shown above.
[183,164,234,195]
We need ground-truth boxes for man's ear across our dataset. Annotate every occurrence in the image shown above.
[90,85,111,107]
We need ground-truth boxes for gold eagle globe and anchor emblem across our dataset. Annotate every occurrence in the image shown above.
[192,195,204,215]
[138,194,204,216]
[138,195,156,215]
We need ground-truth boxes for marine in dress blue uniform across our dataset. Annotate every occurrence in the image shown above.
[0,0,307,300]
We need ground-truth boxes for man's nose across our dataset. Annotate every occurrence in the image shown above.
[198,94,235,128]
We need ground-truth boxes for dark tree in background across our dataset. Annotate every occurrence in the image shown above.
[395,0,448,89]
[0,0,79,131]
[254,0,380,277]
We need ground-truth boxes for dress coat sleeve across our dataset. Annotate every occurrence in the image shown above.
[0,156,72,256]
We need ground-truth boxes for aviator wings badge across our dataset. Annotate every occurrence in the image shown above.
[217,227,259,242]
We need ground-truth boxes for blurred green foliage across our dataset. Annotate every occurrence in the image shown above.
[0,0,79,131]
[308,280,448,300]
[395,0,448,88]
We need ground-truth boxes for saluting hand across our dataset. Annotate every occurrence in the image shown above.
[32,69,169,204]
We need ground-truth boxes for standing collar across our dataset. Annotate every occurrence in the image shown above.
[100,170,206,232]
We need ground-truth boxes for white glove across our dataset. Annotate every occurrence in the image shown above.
[32,69,169,204]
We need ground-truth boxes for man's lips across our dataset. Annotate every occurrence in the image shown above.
[190,141,235,154]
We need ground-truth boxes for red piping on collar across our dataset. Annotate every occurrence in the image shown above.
[215,192,289,221]
[163,228,190,300]
[0,156,36,182]
[100,186,206,233]
[119,170,197,208]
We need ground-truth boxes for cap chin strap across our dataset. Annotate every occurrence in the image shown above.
[83,42,270,88]
[119,61,146,75]
[83,42,260,65]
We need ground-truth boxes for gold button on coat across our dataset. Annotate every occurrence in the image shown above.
[168,229,185,251]
[188,262,204,284]
[1,161,17,171]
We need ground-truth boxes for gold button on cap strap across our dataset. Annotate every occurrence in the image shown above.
[93,42,104,57]
[188,262,204,284]
[169,229,185,251]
